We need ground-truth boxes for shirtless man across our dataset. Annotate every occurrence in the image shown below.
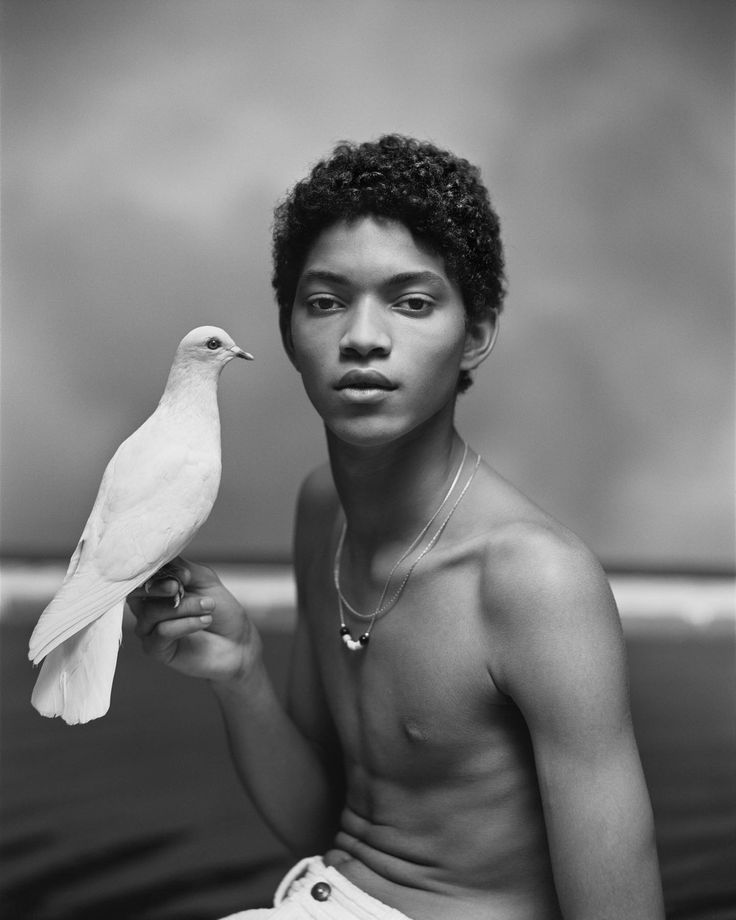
[130,136,664,919]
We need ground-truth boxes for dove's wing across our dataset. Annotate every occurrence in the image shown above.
[28,411,221,663]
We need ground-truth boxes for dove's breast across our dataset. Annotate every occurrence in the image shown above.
[84,404,224,581]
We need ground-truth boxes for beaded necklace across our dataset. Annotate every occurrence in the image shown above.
[334,446,481,650]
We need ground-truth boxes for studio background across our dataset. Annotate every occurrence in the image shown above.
[2,0,733,570]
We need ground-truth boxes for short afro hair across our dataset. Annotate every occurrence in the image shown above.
[271,134,506,392]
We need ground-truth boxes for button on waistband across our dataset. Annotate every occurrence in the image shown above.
[310,881,332,901]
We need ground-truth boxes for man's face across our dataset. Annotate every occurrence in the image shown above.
[288,216,474,448]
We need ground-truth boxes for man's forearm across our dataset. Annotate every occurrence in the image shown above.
[211,657,341,854]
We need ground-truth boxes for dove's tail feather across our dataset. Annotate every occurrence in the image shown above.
[28,568,140,664]
[31,601,125,724]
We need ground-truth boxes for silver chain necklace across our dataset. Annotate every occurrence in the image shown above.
[334,447,481,651]
[335,442,468,623]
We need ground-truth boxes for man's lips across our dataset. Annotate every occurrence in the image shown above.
[336,369,397,390]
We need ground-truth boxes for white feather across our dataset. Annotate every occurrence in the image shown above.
[31,601,125,724]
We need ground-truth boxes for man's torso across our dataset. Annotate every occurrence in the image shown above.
[296,465,564,920]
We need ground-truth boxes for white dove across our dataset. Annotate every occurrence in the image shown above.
[28,325,252,724]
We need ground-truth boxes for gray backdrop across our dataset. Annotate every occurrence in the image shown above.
[2,0,733,568]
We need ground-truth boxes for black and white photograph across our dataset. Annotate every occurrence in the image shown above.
[1,2,733,918]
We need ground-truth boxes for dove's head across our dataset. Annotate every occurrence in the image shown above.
[176,326,253,371]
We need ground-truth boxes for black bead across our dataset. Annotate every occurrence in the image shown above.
[339,626,350,637]
[359,633,370,645]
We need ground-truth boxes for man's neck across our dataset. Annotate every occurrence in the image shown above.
[326,425,466,555]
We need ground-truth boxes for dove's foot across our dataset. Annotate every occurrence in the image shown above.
[144,565,186,607]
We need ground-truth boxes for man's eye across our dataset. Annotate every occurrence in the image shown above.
[308,296,341,312]
[396,296,433,314]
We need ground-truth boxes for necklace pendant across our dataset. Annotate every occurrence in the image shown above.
[340,626,370,651]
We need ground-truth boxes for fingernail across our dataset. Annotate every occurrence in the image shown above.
[199,614,212,625]
[199,598,215,612]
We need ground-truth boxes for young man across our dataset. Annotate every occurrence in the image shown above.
[130,135,664,919]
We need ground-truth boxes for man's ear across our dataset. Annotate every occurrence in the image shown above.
[460,311,500,372]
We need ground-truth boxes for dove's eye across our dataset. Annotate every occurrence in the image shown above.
[206,338,222,350]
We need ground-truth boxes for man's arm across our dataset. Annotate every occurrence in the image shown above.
[129,471,343,856]
[489,526,665,920]
[210,612,342,855]
[210,462,346,854]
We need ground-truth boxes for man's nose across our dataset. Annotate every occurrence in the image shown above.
[339,302,391,357]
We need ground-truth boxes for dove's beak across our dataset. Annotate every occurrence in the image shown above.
[231,346,254,360]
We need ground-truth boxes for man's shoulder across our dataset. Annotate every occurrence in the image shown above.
[470,467,597,586]
[478,503,617,639]
[475,511,624,707]
[487,516,602,588]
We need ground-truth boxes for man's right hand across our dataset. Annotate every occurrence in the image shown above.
[127,557,263,684]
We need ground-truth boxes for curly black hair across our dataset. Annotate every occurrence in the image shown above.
[271,134,506,392]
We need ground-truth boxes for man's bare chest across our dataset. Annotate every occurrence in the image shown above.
[303,550,523,782]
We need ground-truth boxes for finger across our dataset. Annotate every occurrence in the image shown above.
[133,595,214,638]
[140,613,213,663]
[148,577,184,598]
[128,576,184,600]
[151,613,212,642]
[128,558,219,601]
[127,558,192,598]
